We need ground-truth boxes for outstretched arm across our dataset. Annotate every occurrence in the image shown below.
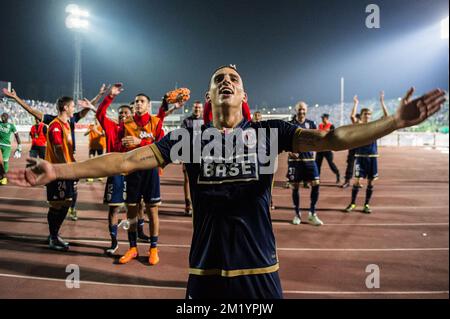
[7,145,160,187]
[293,88,446,153]
[380,91,389,117]
[2,89,44,121]
[90,84,110,106]
[350,95,359,124]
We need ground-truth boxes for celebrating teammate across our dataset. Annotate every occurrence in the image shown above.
[181,101,204,216]
[29,118,47,159]
[340,95,362,188]
[0,112,22,185]
[2,86,102,220]
[288,102,323,226]
[42,97,77,250]
[117,92,164,265]
[7,65,446,298]
[94,84,130,255]
[344,91,390,214]
[315,113,341,184]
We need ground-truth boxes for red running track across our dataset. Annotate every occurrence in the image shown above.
[0,145,448,299]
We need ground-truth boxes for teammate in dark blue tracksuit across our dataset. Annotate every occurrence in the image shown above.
[287,102,323,226]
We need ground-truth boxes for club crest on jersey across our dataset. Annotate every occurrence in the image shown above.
[198,153,259,184]
[139,131,154,140]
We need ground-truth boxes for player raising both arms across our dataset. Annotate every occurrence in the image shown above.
[2,86,102,220]
[340,95,362,188]
[344,91,390,214]
[8,66,446,298]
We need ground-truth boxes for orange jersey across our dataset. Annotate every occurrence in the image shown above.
[120,113,163,151]
[45,118,75,164]
[89,124,106,150]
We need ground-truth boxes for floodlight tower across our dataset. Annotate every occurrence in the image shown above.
[65,4,90,102]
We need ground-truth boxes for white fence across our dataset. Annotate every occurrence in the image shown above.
[379,132,449,147]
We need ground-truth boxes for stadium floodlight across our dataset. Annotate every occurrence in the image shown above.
[66,4,90,18]
[65,4,90,29]
[65,16,89,29]
[441,16,449,40]
[65,4,90,103]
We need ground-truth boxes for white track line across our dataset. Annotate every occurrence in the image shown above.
[2,235,448,252]
[284,290,449,295]
[2,186,449,198]
[0,273,447,296]
[1,196,448,211]
[0,273,186,291]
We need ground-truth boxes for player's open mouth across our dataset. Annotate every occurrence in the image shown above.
[219,87,234,95]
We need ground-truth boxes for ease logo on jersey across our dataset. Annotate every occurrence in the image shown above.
[198,153,259,184]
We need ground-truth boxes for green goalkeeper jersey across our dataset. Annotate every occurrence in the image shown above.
[0,122,17,147]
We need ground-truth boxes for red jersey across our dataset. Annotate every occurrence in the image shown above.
[319,122,333,132]
[96,95,121,153]
[30,123,47,147]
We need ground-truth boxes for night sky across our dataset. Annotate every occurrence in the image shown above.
[0,0,448,106]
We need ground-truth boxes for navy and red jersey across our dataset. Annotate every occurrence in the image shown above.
[182,115,204,129]
[203,101,251,124]
[289,118,317,160]
[30,123,47,147]
[150,119,298,278]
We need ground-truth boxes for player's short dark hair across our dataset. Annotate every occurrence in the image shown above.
[212,64,238,76]
[56,96,74,113]
[118,104,132,111]
[360,108,372,115]
[209,64,242,89]
[135,93,151,102]
[193,100,203,105]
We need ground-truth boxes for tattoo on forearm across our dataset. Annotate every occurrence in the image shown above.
[140,155,153,162]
